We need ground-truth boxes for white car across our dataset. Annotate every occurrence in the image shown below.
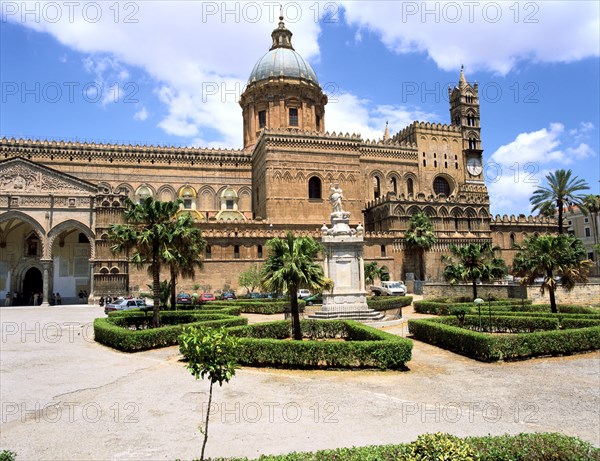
[297,289,311,299]
[104,298,147,314]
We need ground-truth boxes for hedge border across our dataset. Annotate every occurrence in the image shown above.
[210,432,599,461]
[223,319,412,369]
[415,301,600,316]
[204,299,306,314]
[408,317,600,361]
[367,296,413,311]
[94,314,247,352]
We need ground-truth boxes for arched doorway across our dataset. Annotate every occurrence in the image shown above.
[23,267,43,305]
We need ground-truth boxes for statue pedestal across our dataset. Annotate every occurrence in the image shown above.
[309,212,383,321]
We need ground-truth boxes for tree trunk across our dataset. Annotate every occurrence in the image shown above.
[557,199,564,234]
[547,269,557,313]
[549,286,557,313]
[170,265,177,310]
[290,284,302,341]
[152,242,161,328]
[419,250,425,281]
[472,278,478,300]
[200,380,213,461]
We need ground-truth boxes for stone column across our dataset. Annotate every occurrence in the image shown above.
[88,262,95,304]
[40,260,51,308]
[358,252,365,292]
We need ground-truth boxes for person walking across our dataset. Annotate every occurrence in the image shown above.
[56,293,62,305]
[4,292,11,306]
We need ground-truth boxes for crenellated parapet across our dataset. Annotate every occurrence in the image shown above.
[392,121,462,144]
[0,137,251,166]
[491,214,557,226]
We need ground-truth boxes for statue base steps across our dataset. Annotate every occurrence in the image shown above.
[308,309,385,321]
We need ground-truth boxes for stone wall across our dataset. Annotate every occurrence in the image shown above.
[423,283,526,300]
[423,282,600,306]
[526,283,600,305]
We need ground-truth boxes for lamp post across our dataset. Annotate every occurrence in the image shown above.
[474,298,484,331]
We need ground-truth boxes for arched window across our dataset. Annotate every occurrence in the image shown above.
[510,233,516,247]
[205,245,212,260]
[380,244,386,257]
[234,245,240,259]
[390,177,397,195]
[257,245,263,259]
[407,178,414,196]
[433,177,451,196]
[308,177,322,199]
[373,176,381,199]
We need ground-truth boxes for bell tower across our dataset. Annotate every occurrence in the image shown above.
[449,66,484,180]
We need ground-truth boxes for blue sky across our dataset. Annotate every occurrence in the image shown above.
[1,1,599,216]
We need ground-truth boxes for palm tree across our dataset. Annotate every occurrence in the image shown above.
[109,197,183,327]
[530,169,589,234]
[441,242,507,300]
[167,212,206,309]
[261,232,332,340]
[513,234,592,313]
[364,261,389,285]
[405,212,436,281]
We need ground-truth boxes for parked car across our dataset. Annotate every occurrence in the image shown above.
[247,292,262,299]
[220,291,236,300]
[104,298,147,314]
[200,292,215,302]
[176,293,192,305]
[297,289,311,299]
[304,293,322,306]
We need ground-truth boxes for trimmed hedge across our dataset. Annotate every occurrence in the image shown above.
[415,300,600,316]
[205,299,306,314]
[211,432,599,461]
[367,296,413,311]
[408,317,600,361]
[223,320,412,369]
[94,311,247,352]
[457,315,560,333]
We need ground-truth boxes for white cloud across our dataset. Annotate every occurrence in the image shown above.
[326,92,440,140]
[133,107,148,121]
[340,1,600,75]
[490,123,565,166]
[4,1,599,149]
[487,123,597,216]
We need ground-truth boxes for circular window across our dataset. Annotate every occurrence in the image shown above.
[433,177,451,196]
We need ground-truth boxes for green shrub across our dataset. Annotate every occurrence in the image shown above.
[209,432,599,461]
[0,450,17,461]
[410,433,478,461]
[224,320,412,369]
[408,317,600,361]
[467,432,600,461]
[367,296,413,311]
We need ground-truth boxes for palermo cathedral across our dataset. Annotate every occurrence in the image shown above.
[0,16,556,305]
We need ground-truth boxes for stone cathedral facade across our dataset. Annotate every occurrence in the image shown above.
[0,17,555,305]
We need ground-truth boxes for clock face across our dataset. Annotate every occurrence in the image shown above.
[467,157,483,176]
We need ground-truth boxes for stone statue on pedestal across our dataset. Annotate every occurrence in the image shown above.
[329,183,344,213]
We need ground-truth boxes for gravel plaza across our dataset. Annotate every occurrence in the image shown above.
[1,304,599,460]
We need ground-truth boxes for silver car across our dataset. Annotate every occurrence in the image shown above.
[104,298,147,314]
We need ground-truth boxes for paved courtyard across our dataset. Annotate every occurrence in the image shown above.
[1,305,599,460]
